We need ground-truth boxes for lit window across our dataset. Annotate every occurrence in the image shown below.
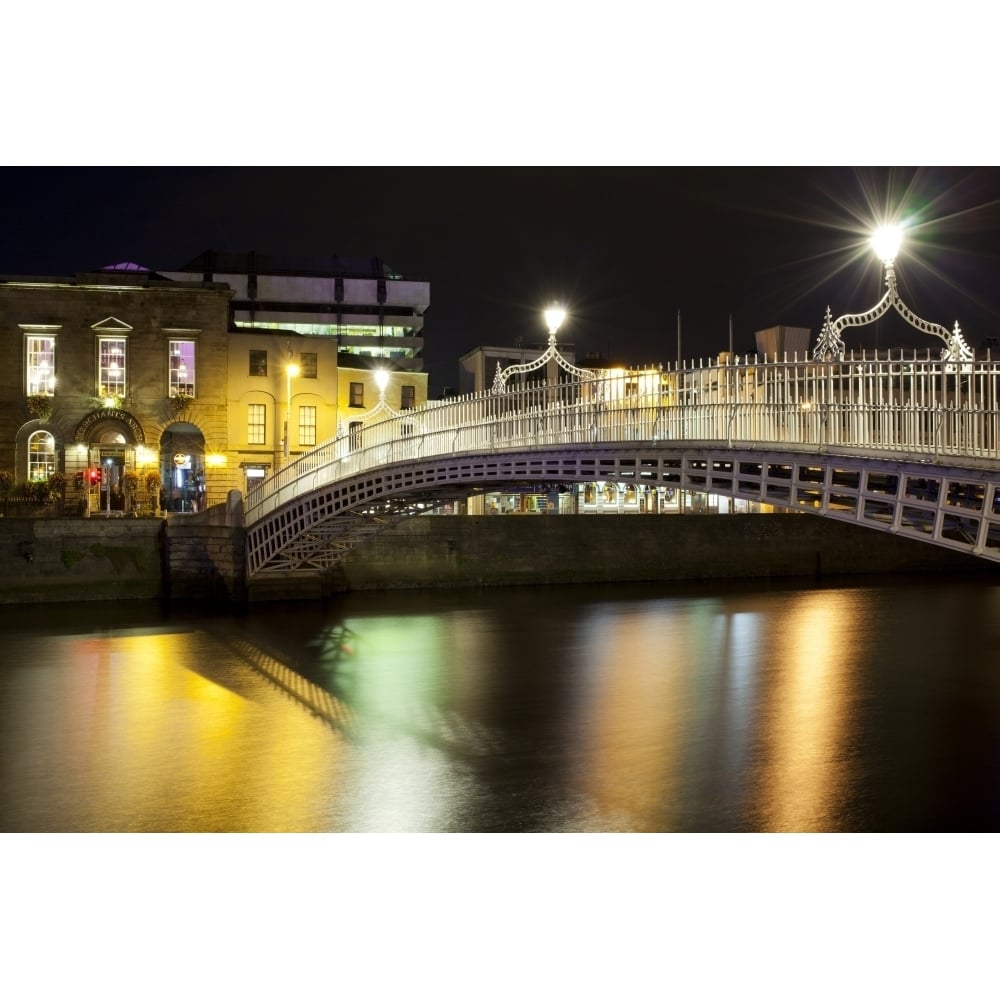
[26,336,56,395]
[400,385,416,410]
[28,430,55,481]
[249,350,267,376]
[300,352,317,379]
[98,338,127,397]
[350,382,364,407]
[169,340,196,397]
[299,405,317,447]
[248,403,266,445]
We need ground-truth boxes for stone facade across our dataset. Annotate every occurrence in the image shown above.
[0,260,431,512]
[0,272,233,513]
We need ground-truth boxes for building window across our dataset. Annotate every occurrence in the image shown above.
[300,352,317,379]
[299,405,317,447]
[28,430,55,481]
[244,464,268,492]
[400,384,416,410]
[249,350,267,376]
[98,338,127,397]
[26,335,56,396]
[349,420,363,449]
[349,382,364,408]
[248,403,266,445]
[169,340,196,397]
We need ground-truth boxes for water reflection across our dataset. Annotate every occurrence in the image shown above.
[2,575,1000,831]
[754,591,862,831]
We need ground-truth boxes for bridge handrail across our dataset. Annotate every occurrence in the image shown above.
[244,353,1000,525]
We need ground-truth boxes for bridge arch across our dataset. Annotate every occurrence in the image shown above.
[243,354,1000,581]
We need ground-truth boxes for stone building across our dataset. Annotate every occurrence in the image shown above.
[1,254,430,512]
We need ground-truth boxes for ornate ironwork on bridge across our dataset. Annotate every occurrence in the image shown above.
[813,224,974,365]
[491,305,597,393]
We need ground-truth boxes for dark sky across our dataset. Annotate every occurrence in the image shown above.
[3,166,1000,395]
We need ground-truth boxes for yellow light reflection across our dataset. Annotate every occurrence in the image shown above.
[754,591,861,831]
[35,629,349,831]
[574,603,704,830]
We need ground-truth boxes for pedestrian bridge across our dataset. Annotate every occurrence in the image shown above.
[244,351,1000,579]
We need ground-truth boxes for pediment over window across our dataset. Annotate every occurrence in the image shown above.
[91,316,133,332]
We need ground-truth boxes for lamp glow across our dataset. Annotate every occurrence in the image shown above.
[374,369,389,393]
[871,225,903,265]
[544,305,567,334]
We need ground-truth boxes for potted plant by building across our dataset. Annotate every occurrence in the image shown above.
[47,472,66,513]
[26,394,53,421]
[145,471,162,513]
[122,471,139,513]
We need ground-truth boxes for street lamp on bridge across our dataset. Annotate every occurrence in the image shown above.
[812,223,973,366]
[870,224,903,266]
[544,305,567,339]
[492,303,595,393]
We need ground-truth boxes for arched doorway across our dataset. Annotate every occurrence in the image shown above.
[160,422,206,513]
[94,429,129,512]
[72,410,146,514]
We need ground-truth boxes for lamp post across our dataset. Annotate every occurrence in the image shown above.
[284,362,300,461]
[544,305,566,340]
[812,223,972,365]
[871,224,902,266]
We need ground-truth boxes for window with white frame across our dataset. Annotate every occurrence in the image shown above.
[26,335,56,395]
[298,405,317,447]
[248,403,266,445]
[349,382,364,407]
[98,338,127,397]
[28,430,55,481]
[169,340,196,397]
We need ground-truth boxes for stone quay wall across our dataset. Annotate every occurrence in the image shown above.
[0,511,995,607]
[321,512,997,594]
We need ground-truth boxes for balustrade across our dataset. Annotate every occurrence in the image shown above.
[245,353,1000,526]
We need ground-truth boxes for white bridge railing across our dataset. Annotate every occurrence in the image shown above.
[245,351,1000,526]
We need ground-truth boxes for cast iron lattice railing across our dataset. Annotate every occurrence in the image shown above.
[244,351,1000,576]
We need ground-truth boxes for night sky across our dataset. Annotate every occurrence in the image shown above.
[3,166,1000,395]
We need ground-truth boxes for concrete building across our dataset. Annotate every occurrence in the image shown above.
[458,341,578,395]
[754,325,811,359]
[163,251,429,373]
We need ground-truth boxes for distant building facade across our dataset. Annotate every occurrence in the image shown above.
[458,342,579,395]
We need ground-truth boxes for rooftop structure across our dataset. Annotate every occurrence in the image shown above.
[161,251,430,373]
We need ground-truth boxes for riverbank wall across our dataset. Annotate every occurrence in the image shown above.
[317,512,998,594]
[1,510,995,606]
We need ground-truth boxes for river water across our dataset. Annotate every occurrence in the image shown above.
[2,574,1000,832]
